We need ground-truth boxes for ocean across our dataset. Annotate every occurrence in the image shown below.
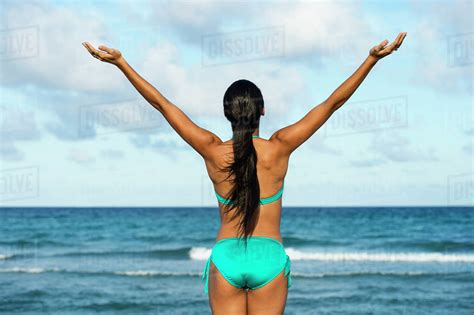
[0,207,473,314]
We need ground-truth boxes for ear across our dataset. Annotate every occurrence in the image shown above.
[262,107,265,116]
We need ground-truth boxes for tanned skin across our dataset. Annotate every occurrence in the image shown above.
[83,31,406,315]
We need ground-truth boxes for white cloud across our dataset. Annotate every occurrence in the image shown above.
[147,0,371,59]
[0,2,126,92]
[368,130,439,163]
[138,41,308,119]
[0,101,41,161]
[260,1,370,57]
[409,0,473,95]
[0,141,24,161]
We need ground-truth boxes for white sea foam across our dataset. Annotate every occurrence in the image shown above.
[115,271,202,277]
[0,267,47,274]
[189,247,474,263]
[291,271,450,278]
[0,267,202,277]
[285,248,474,263]
[0,254,13,260]
[0,266,466,279]
[189,247,212,260]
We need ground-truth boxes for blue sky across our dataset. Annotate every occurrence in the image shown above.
[0,0,472,207]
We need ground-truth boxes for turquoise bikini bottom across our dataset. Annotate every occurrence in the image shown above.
[201,236,292,293]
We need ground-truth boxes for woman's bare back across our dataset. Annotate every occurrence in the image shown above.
[204,135,290,242]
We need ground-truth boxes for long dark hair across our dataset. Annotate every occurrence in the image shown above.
[220,79,264,247]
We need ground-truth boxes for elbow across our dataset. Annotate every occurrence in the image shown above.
[151,99,173,113]
[324,99,344,112]
[333,101,345,111]
[147,100,162,112]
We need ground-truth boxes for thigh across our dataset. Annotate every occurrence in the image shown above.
[247,270,289,315]
[208,260,247,315]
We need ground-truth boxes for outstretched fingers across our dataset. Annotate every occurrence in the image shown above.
[380,32,406,54]
[393,32,407,50]
[98,45,114,54]
[373,39,389,54]
[377,39,388,51]
[82,42,106,61]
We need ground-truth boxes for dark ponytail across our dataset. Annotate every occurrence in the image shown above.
[220,79,264,248]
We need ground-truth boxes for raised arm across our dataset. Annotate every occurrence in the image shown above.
[271,32,407,156]
[82,42,220,159]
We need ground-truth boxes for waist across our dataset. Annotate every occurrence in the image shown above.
[215,235,283,246]
[217,222,282,242]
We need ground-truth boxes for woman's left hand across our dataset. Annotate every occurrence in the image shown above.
[369,32,407,60]
[82,42,124,65]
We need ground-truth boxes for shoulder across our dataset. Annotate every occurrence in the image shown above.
[202,137,231,162]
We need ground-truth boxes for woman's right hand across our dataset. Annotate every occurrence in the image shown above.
[82,42,124,66]
[369,32,407,60]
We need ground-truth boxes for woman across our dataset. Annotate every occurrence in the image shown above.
[83,31,406,314]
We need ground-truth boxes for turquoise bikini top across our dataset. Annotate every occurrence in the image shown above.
[214,135,285,206]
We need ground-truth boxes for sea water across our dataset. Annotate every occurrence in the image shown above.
[0,207,473,314]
